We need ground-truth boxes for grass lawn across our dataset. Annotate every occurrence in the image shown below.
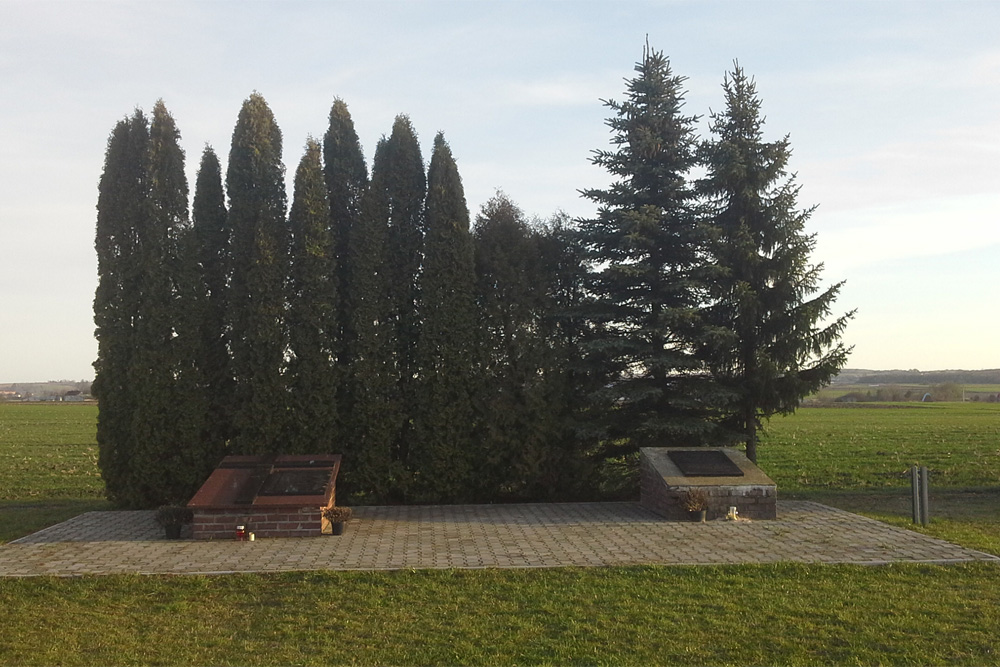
[1,401,999,665]
[1,564,999,665]
[0,403,108,541]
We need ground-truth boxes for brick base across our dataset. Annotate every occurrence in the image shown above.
[192,506,325,539]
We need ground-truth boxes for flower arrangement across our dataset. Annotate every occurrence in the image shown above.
[323,506,353,523]
[682,488,709,512]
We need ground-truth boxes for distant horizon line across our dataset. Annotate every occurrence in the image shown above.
[4,366,1000,386]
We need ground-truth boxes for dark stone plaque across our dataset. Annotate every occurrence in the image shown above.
[667,450,744,477]
[257,469,332,496]
[232,465,273,505]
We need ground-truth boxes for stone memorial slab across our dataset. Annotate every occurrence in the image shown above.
[640,447,776,520]
[667,449,744,477]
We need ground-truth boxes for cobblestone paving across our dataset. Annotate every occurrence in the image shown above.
[1,501,996,577]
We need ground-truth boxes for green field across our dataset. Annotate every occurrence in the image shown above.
[0,403,102,500]
[4,401,997,501]
[762,402,1000,491]
[1,402,999,665]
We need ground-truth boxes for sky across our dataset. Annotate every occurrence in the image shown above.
[1,0,998,382]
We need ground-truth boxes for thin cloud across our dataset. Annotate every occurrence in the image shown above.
[813,193,1000,272]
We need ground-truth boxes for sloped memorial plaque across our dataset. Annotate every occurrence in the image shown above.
[640,447,776,520]
[667,449,744,477]
[188,454,342,539]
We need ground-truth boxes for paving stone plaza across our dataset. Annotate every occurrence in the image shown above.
[1,500,996,577]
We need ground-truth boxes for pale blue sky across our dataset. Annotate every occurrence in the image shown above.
[1,0,997,381]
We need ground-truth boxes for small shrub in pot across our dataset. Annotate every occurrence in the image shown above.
[155,505,193,539]
[323,506,353,535]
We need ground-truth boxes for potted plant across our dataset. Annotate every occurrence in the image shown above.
[155,505,193,539]
[682,489,709,523]
[323,506,353,535]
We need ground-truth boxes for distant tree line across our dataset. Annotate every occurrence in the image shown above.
[853,370,1000,385]
[94,46,852,509]
[834,383,988,403]
[0,381,92,401]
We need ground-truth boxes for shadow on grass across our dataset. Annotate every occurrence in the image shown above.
[0,498,112,543]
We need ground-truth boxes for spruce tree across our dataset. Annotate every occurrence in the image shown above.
[409,133,477,503]
[323,99,368,369]
[577,45,725,458]
[192,146,233,450]
[698,65,854,462]
[94,111,148,505]
[226,93,289,454]
[287,139,338,453]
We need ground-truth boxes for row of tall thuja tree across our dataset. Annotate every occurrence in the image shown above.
[94,45,853,509]
[95,95,591,508]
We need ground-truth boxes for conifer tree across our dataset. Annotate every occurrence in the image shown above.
[577,45,726,458]
[126,100,211,506]
[340,139,399,501]
[192,146,233,450]
[287,139,338,453]
[94,111,148,505]
[381,116,426,463]
[529,214,602,500]
[472,194,551,499]
[170,209,221,489]
[698,65,853,462]
[470,199,597,501]
[95,102,213,507]
[323,99,368,368]
[226,93,289,454]
[409,133,477,502]
[474,195,543,356]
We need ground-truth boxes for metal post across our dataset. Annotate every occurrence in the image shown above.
[911,465,921,524]
[920,466,930,526]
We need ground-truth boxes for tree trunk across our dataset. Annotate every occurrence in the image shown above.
[745,412,758,463]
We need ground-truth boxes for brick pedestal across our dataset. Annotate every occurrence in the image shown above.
[192,506,327,540]
[188,454,341,539]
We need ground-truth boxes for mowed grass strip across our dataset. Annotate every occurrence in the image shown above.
[1,564,998,666]
[761,403,1000,492]
[0,499,111,543]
